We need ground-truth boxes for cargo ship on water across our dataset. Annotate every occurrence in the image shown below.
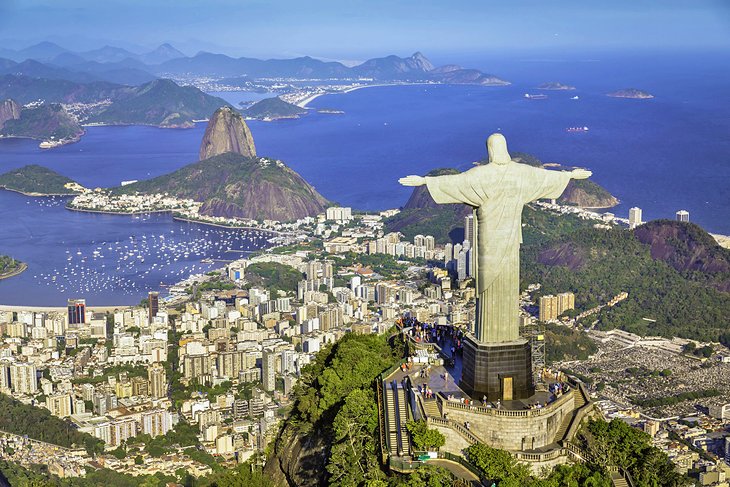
[524,93,547,100]
[566,126,589,132]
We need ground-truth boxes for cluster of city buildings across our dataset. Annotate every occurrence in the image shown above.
[68,191,201,216]
[1,199,727,482]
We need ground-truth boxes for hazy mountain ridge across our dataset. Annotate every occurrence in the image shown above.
[157,51,508,85]
[0,42,508,86]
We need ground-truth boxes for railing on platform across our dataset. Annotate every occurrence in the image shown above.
[437,388,575,418]
[607,465,636,487]
[513,448,565,462]
[438,450,485,481]
[389,455,423,473]
[564,442,593,463]
[426,416,479,445]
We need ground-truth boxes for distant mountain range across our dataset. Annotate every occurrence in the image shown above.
[0,78,230,130]
[0,42,509,86]
[0,42,511,143]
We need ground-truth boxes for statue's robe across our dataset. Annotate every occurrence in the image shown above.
[425,162,571,343]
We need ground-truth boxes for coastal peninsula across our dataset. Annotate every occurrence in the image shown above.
[0,101,84,148]
[0,165,84,196]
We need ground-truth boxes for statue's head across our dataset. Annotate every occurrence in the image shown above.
[487,133,511,165]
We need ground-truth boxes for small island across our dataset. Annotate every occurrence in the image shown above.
[244,96,308,121]
[607,88,654,99]
[0,255,26,280]
[538,82,576,90]
[0,165,84,196]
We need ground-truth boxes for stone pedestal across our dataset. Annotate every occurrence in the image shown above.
[460,335,534,401]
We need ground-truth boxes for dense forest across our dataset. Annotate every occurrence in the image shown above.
[521,221,730,344]
[0,393,103,456]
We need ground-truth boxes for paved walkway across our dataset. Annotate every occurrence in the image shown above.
[427,458,481,485]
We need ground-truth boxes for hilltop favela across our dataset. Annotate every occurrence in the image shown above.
[0,2,729,487]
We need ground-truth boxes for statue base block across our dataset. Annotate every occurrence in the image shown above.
[460,335,534,401]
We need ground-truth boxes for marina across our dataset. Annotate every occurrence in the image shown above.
[0,190,272,306]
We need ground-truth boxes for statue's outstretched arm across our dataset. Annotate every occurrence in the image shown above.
[570,169,592,180]
[398,175,426,187]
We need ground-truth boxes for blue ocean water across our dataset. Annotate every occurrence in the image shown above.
[0,49,728,305]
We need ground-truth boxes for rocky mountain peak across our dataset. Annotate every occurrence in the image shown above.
[199,106,256,160]
[408,52,434,72]
[0,99,21,130]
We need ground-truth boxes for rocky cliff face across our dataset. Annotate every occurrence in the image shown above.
[634,220,730,291]
[0,99,21,130]
[199,106,256,160]
[558,179,619,208]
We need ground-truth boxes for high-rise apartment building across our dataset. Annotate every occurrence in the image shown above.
[46,392,73,418]
[539,292,575,322]
[148,291,159,324]
[148,363,167,399]
[109,417,137,447]
[464,214,476,246]
[9,363,37,394]
[539,295,559,322]
[557,292,575,314]
[67,299,86,326]
[628,207,643,229]
[262,349,276,392]
[141,409,171,437]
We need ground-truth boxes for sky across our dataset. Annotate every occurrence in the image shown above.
[0,0,729,60]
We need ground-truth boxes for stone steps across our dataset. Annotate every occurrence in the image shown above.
[554,390,588,444]
[611,471,629,487]
[422,398,441,418]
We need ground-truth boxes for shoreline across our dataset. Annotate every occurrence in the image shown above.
[0,187,77,197]
[65,205,175,216]
[298,82,437,108]
[171,214,281,234]
[65,204,283,234]
[0,262,28,281]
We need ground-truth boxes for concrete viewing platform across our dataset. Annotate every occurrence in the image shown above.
[382,330,594,473]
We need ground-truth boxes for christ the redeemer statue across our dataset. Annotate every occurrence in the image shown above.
[400,133,590,344]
